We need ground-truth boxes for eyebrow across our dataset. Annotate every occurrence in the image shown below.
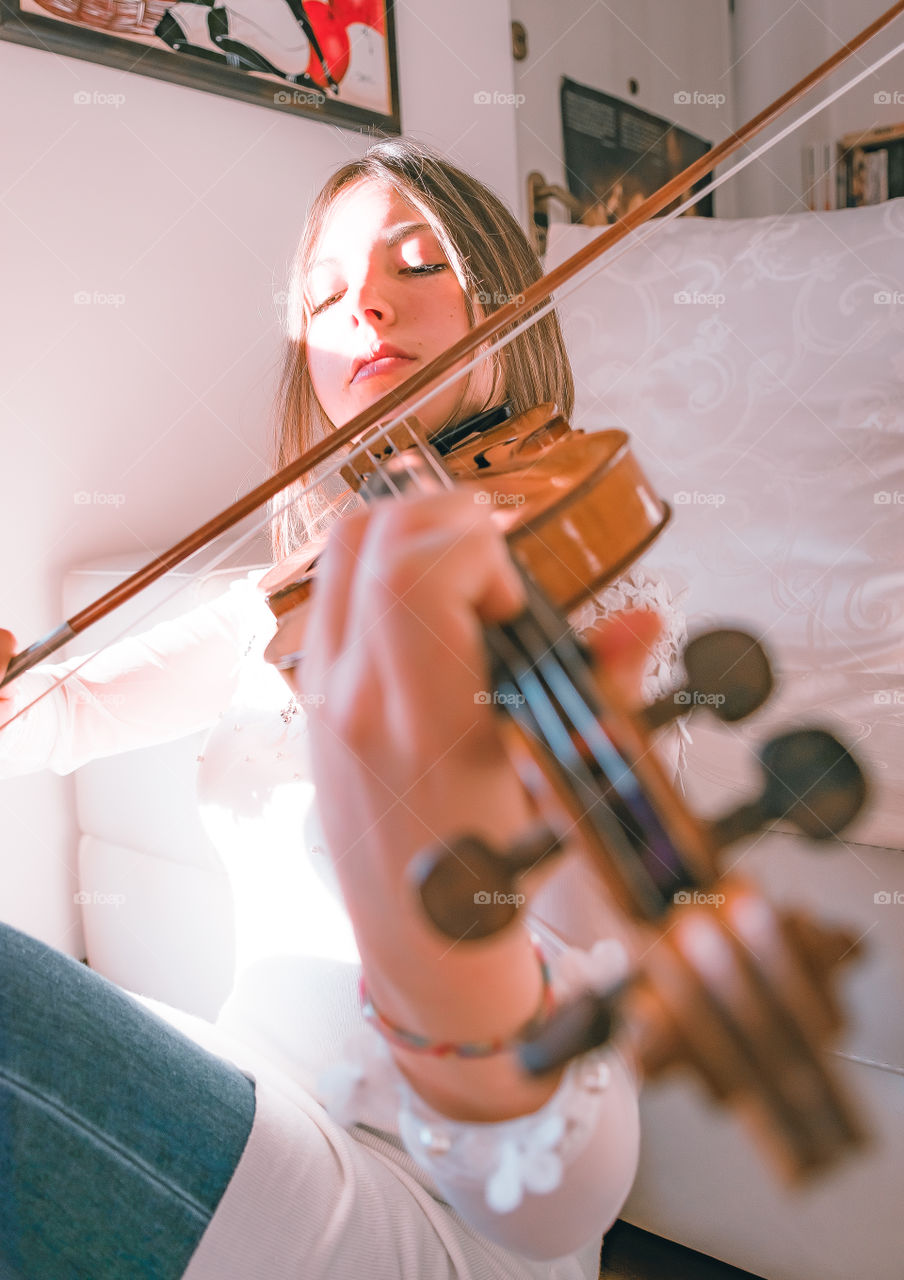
[311,221,436,271]
[385,220,433,247]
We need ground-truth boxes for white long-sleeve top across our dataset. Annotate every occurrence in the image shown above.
[0,567,686,1279]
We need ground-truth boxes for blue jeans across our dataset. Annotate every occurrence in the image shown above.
[0,921,256,1280]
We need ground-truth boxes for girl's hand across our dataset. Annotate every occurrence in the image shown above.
[0,631,18,730]
[283,490,662,964]
[297,491,531,957]
[268,490,663,1120]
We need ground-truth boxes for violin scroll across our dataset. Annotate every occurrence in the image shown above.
[517,880,867,1180]
[410,622,869,936]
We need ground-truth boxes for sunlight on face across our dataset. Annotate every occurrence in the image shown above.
[305,179,492,433]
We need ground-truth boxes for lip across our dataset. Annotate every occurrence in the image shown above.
[350,344,415,384]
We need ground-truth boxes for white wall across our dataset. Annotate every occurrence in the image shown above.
[731,0,904,216]
[511,0,738,223]
[0,0,520,955]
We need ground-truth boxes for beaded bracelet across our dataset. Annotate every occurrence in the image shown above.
[359,932,555,1058]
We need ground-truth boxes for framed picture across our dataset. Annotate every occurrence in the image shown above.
[836,122,904,207]
[0,0,400,133]
[560,77,713,225]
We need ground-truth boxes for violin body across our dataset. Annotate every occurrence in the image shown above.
[262,400,670,629]
[448,405,671,613]
[337,401,670,612]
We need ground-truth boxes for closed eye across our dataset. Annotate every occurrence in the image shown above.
[309,264,448,316]
[310,291,343,317]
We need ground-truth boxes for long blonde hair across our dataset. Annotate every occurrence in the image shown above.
[270,138,574,560]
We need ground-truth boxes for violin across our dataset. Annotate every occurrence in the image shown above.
[5,2,902,1185]
[262,399,869,1183]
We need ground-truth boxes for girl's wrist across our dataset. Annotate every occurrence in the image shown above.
[351,916,570,1124]
[360,927,552,1052]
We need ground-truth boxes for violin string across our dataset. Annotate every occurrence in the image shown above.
[350,444,663,922]
[484,615,668,920]
[356,410,690,915]
[368,417,707,915]
[515,585,682,882]
[353,403,693,909]
[495,579,689,913]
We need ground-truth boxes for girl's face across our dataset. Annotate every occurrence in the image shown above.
[304,179,491,433]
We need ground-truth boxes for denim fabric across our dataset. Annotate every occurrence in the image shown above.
[0,921,255,1280]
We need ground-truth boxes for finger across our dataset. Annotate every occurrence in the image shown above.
[352,491,525,624]
[0,629,16,675]
[356,498,525,751]
[584,609,664,707]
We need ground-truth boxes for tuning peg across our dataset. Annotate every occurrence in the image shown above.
[408,822,564,940]
[641,629,773,732]
[708,728,868,851]
[518,980,629,1076]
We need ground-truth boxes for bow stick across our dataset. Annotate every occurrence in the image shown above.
[3,0,904,692]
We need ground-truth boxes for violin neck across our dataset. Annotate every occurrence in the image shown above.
[485,573,690,919]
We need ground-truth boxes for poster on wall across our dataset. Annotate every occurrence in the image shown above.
[0,0,400,132]
[561,77,712,224]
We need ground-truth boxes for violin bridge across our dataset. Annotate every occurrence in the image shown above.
[339,413,430,492]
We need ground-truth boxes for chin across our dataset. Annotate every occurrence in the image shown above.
[331,386,464,438]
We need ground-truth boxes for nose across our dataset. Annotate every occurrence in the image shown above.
[346,269,395,328]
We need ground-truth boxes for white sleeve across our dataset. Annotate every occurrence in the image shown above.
[0,575,273,778]
[316,932,640,1262]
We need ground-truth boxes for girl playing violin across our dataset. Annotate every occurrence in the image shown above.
[0,138,682,1279]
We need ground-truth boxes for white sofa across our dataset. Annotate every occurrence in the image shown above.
[547,199,904,1280]
[47,199,904,1278]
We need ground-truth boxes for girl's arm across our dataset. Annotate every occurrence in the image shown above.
[0,574,273,777]
[288,492,651,1258]
[286,493,657,1125]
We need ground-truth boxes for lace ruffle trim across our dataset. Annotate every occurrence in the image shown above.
[316,935,631,1214]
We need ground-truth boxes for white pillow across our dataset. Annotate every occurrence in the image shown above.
[548,202,904,850]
